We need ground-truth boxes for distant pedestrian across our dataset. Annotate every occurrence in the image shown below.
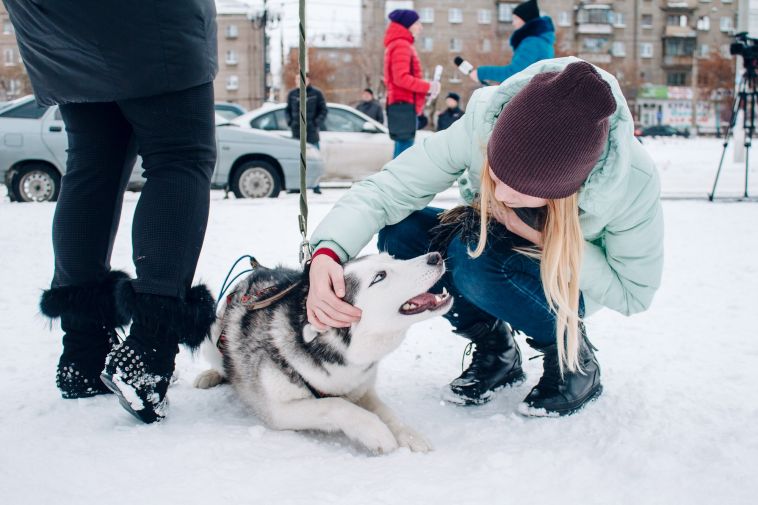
[470,0,555,85]
[383,9,440,158]
[356,88,384,124]
[4,0,219,423]
[285,74,328,193]
[437,92,464,131]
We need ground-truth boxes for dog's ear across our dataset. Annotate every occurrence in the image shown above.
[302,323,322,344]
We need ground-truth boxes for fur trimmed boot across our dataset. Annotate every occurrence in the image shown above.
[518,325,602,417]
[100,284,215,423]
[443,320,525,405]
[39,271,132,399]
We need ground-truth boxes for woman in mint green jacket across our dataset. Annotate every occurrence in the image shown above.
[306,58,664,417]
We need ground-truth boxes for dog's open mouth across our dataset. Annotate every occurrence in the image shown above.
[399,287,452,315]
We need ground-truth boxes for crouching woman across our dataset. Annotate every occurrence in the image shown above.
[305,58,664,417]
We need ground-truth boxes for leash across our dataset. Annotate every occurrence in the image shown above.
[297,0,312,268]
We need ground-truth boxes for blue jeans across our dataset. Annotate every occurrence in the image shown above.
[393,139,414,158]
[378,207,583,345]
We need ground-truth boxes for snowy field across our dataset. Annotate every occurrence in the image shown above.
[0,138,756,505]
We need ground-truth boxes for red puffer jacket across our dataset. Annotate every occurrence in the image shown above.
[383,22,430,115]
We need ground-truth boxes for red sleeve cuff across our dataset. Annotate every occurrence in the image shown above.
[312,248,341,264]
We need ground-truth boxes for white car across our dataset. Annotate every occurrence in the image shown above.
[0,96,324,201]
[233,102,433,181]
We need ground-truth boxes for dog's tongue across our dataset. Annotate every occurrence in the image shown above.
[408,293,436,307]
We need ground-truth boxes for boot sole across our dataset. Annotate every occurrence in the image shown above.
[443,369,527,406]
[517,384,603,418]
[100,373,162,424]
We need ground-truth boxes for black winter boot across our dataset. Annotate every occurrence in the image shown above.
[443,320,526,406]
[40,271,132,399]
[100,284,215,424]
[518,325,602,417]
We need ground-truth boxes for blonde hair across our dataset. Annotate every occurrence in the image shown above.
[471,162,584,375]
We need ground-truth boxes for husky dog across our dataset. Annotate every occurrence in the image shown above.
[194,252,452,454]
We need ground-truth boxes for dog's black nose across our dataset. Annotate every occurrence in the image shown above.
[427,252,443,266]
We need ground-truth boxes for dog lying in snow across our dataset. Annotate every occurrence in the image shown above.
[194,252,452,454]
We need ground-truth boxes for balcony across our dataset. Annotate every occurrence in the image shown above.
[578,53,612,64]
[663,55,694,67]
[576,4,613,35]
[665,25,697,38]
[662,1,697,12]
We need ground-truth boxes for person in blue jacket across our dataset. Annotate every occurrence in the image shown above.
[470,0,555,84]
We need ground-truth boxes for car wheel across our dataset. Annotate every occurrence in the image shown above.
[231,161,281,199]
[12,164,61,202]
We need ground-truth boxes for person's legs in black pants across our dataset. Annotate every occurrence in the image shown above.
[40,103,137,399]
[101,83,217,423]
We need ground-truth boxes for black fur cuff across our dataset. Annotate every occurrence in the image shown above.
[39,271,132,327]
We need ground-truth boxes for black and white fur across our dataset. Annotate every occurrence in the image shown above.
[194,252,452,454]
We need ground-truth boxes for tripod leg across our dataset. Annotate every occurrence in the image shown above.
[710,80,745,201]
[745,86,754,199]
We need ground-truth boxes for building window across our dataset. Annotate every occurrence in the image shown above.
[697,16,710,31]
[3,21,13,35]
[582,37,608,53]
[577,8,612,25]
[700,44,710,57]
[667,15,688,27]
[478,9,492,24]
[481,39,492,53]
[420,7,434,24]
[641,14,653,29]
[226,75,239,91]
[4,48,14,66]
[722,0,733,3]
[640,43,654,58]
[612,41,626,57]
[226,24,239,39]
[449,38,463,52]
[8,78,20,96]
[613,12,625,27]
[720,16,733,32]
[421,36,434,52]
[665,38,695,56]
[721,44,731,58]
[449,9,463,24]
[498,4,516,23]
[225,50,238,65]
[667,72,687,86]
[558,12,571,27]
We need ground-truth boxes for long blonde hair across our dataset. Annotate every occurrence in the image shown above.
[471,162,584,375]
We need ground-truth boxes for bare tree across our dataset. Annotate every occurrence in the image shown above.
[282,47,337,98]
[0,64,30,101]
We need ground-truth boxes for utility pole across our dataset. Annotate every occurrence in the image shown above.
[691,52,699,136]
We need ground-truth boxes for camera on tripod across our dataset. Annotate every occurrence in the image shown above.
[729,32,758,71]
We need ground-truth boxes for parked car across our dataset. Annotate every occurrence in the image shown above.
[233,102,433,181]
[637,125,690,138]
[0,96,324,202]
[215,102,247,120]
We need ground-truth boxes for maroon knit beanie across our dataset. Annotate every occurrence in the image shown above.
[487,61,617,199]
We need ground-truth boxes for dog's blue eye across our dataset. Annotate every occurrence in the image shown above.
[370,271,386,286]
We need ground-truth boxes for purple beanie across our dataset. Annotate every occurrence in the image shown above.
[388,9,420,29]
[487,61,617,199]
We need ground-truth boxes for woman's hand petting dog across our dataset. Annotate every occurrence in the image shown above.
[307,255,362,330]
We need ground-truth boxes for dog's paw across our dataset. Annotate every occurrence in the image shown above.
[393,425,433,453]
[193,369,224,389]
[343,417,399,455]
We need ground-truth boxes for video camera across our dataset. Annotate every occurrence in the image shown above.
[730,32,758,67]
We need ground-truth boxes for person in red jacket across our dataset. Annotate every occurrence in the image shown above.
[384,9,440,158]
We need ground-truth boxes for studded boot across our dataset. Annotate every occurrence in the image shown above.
[39,271,131,399]
[518,324,602,417]
[443,320,525,406]
[100,284,215,423]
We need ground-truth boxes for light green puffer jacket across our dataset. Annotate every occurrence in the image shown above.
[311,57,664,316]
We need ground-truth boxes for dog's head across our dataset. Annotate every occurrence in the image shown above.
[306,252,453,364]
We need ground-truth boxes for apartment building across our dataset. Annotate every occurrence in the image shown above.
[0,3,28,101]
[215,0,268,110]
[359,0,739,127]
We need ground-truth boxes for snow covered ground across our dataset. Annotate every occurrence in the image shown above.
[1,138,756,505]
